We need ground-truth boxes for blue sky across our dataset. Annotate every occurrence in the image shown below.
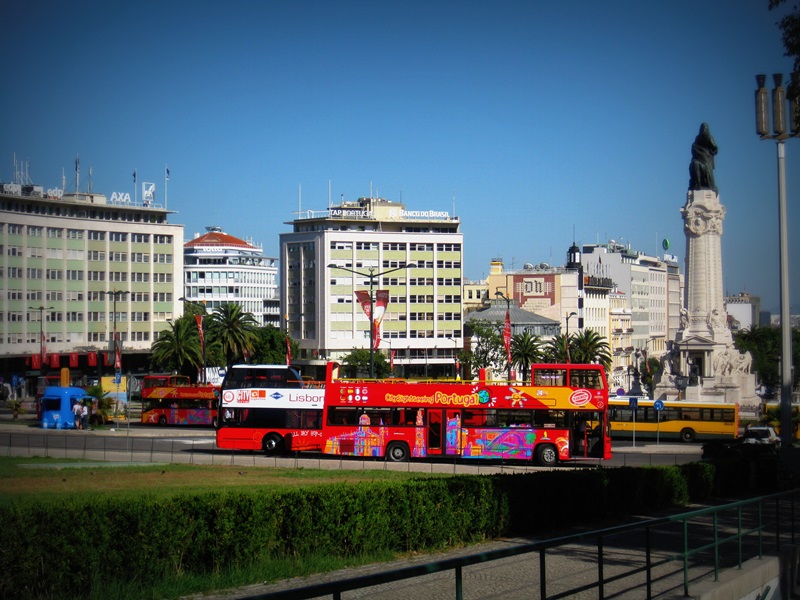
[2,0,798,314]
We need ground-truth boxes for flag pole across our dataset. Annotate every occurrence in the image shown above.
[133,169,137,204]
[165,164,169,209]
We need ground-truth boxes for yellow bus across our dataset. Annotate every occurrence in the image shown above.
[760,401,800,440]
[608,398,739,443]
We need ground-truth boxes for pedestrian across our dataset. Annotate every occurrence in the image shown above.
[73,400,82,430]
[81,402,89,430]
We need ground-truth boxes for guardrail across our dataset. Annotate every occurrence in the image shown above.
[245,489,798,600]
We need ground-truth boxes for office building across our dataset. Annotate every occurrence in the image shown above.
[0,174,183,390]
[279,196,462,378]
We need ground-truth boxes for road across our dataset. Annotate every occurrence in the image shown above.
[0,420,703,471]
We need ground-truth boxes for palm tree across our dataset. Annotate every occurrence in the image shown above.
[510,331,542,382]
[206,303,259,369]
[150,318,203,376]
[542,333,571,363]
[571,330,612,370]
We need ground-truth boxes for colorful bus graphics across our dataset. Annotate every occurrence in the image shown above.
[321,363,611,466]
[140,374,220,426]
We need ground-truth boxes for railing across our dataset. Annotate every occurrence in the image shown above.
[244,489,798,600]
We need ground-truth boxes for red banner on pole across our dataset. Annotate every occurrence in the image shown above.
[69,353,79,368]
[373,290,389,350]
[390,349,395,371]
[49,353,60,369]
[503,309,512,364]
[31,354,41,370]
[41,331,47,362]
[114,332,122,371]
[285,335,292,366]
[88,351,97,367]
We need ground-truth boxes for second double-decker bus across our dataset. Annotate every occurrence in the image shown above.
[140,374,220,426]
[321,362,611,466]
[215,364,325,455]
[607,398,739,442]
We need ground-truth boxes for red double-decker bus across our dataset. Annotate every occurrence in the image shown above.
[322,362,611,466]
[215,365,326,455]
[140,374,220,426]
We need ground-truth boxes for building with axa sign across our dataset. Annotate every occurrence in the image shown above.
[0,160,183,394]
[183,226,279,328]
[280,196,463,379]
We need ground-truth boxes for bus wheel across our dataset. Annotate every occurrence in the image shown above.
[211,417,218,428]
[158,415,167,426]
[535,444,558,467]
[386,442,410,462]
[680,428,696,443]
[262,433,284,456]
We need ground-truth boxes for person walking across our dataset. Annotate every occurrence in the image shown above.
[80,402,89,430]
[72,400,83,430]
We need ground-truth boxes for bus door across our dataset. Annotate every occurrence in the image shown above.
[444,409,463,456]
[427,410,443,455]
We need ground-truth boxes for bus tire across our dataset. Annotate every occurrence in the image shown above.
[262,433,284,456]
[211,417,218,428]
[158,415,167,426]
[680,428,696,443]
[386,442,410,462]
[535,444,558,467]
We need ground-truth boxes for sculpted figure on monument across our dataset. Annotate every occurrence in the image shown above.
[689,122,718,193]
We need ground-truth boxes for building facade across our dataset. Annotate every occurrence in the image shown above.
[279,197,463,379]
[183,226,279,328]
[0,181,183,389]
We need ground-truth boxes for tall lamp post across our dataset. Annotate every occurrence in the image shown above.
[101,290,129,419]
[565,311,577,363]
[34,305,54,372]
[180,297,208,383]
[495,290,512,380]
[327,262,415,378]
[755,72,798,451]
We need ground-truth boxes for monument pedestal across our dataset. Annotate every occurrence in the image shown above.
[653,187,759,406]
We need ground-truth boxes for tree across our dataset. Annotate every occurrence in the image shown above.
[150,317,203,377]
[769,1,800,123]
[251,325,294,365]
[542,333,571,363]
[769,1,800,70]
[732,324,800,395]
[510,331,542,381]
[464,320,506,375]
[341,349,389,379]
[206,303,259,369]
[571,330,612,371]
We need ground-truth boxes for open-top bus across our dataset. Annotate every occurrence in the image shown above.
[140,374,220,426]
[607,398,739,442]
[321,362,611,466]
[215,364,325,454]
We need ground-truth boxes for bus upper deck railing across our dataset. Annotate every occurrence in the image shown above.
[242,488,799,600]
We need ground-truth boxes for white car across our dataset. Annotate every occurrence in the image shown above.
[742,426,780,447]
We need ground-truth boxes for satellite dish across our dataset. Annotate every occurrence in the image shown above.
[662,239,670,251]
[523,263,534,270]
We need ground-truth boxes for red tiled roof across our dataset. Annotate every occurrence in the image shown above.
[184,231,254,248]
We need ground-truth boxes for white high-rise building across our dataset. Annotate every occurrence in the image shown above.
[183,226,279,328]
[279,197,463,379]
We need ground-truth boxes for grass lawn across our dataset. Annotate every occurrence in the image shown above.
[0,456,443,504]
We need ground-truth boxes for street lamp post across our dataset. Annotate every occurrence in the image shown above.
[565,312,577,363]
[755,72,798,451]
[180,297,208,383]
[327,262,415,378]
[101,290,129,419]
[447,337,459,379]
[495,290,512,380]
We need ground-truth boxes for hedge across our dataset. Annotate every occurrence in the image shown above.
[0,463,716,599]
